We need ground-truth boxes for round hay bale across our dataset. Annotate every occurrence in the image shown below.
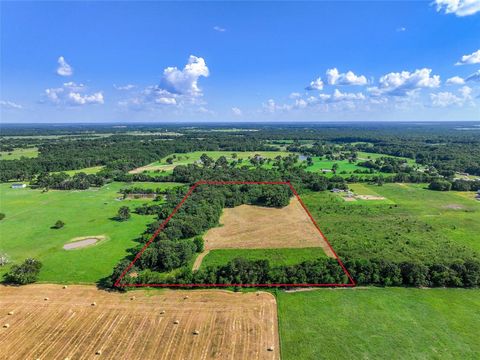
[44,297,49,301]
[183,295,189,300]
[267,346,274,352]
[95,350,102,355]
[130,296,136,301]
[63,285,68,289]
[193,330,199,335]
[3,324,10,328]
[160,310,165,315]
[8,311,14,315]
[91,302,96,306]
[173,320,179,324]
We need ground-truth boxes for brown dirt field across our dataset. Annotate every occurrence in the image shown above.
[204,197,335,257]
[0,284,279,360]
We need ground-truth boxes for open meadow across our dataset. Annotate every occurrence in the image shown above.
[0,147,38,160]
[0,182,184,283]
[302,183,480,262]
[0,284,279,360]
[277,288,480,360]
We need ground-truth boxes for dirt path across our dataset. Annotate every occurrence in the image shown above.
[0,284,279,360]
[192,250,210,271]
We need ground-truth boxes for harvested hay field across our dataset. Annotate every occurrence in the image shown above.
[128,164,176,174]
[0,285,279,360]
[204,197,335,257]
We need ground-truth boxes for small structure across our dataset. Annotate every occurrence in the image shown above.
[11,183,26,189]
[330,188,343,193]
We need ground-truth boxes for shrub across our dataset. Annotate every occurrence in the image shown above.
[4,258,42,285]
[52,220,65,229]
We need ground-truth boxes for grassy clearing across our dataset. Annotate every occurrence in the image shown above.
[301,183,480,261]
[277,288,480,360]
[0,147,38,160]
[200,248,327,269]
[0,182,180,283]
[134,150,291,174]
[59,166,104,175]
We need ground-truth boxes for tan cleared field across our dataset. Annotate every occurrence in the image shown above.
[0,285,279,360]
[128,164,176,174]
[204,197,335,257]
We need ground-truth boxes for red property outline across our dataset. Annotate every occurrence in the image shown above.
[115,180,356,288]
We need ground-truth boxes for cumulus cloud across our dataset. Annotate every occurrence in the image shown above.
[434,0,480,17]
[368,68,440,96]
[45,81,103,106]
[326,68,368,86]
[213,26,226,32]
[396,27,407,32]
[466,70,480,82]
[118,55,210,111]
[306,77,324,90]
[456,49,480,65]
[56,56,73,76]
[232,107,242,116]
[0,100,22,109]
[446,76,465,85]
[430,86,473,107]
[289,92,301,99]
[114,84,136,90]
[160,55,209,96]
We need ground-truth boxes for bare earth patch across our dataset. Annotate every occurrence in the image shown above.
[355,195,386,200]
[443,204,466,210]
[0,284,279,360]
[204,197,335,257]
[63,235,106,250]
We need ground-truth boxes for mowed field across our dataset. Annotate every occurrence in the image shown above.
[203,197,334,256]
[278,288,480,359]
[0,284,279,360]
[0,147,39,160]
[302,183,480,261]
[0,182,183,283]
[129,150,291,174]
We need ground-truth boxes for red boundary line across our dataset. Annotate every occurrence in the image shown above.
[115,180,356,288]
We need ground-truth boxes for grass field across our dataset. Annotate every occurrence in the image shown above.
[0,182,183,283]
[130,150,291,174]
[302,183,480,261]
[200,247,327,269]
[60,166,104,175]
[0,147,39,160]
[277,288,480,359]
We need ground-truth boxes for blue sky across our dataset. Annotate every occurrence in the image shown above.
[1,1,479,123]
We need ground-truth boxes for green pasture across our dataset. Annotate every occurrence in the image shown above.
[0,182,181,283]
[199,247,327,269]
[278,288,480,360]
[0,147,39,160]
[301,183,480,262]
[60,166,104,176]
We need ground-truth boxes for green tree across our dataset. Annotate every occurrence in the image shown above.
[4,258,42,285]
[117,206,131,221]
[52,220,65,229]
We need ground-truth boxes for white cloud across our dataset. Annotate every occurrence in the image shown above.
[430,86,473,107]
[114,84,136,90]
[434,0,480,17]
[56,56,73,76]
[326,68,368,86]
[369,68,441,96]
[331,89,366,101]
[396,27,407,32]
[0,100,22,109]
[213,26,226,32]
[456,49,480,65]
[289,92,301,99]
[154,97,177,105]
[45,82,103,106]
[160,55,209,97]
[466,70,480,82]
[446,76,465,85]
[306,77,324,90]
[232,107,242,116]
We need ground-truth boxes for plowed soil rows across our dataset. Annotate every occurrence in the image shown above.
[0,285,279,360]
